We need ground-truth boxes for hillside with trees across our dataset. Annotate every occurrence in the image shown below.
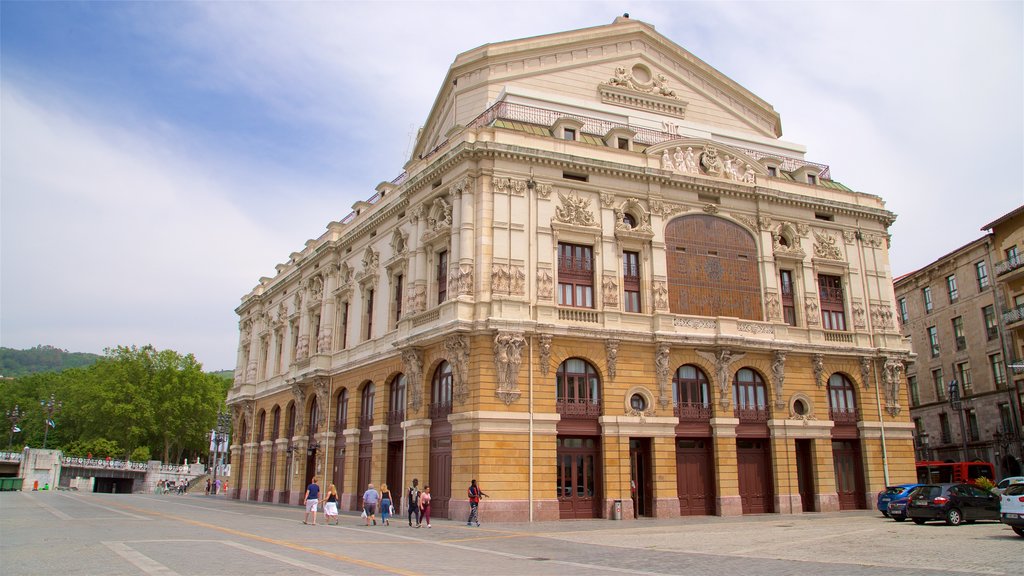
[0,345,231,463]
[0,345,102,377]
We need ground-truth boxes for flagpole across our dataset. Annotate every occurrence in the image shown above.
[6,405,22,449]
[40,394,62,450]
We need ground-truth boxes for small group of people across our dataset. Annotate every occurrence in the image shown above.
[204,478,226,495]
[157,479,186,494]
[300,476,487,528]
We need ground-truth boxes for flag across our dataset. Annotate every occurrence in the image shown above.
[47,419,55,428]
[11,426,20,433]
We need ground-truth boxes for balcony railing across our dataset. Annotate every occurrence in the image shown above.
[358,415,374,430]
[1002,305,1024,326]
[829,408,858,424]
[824,331,854,344]
[428,401,452,420]
[385,409,405,426]
[995,256,1024,276]
[558,308,600,323]
[556,399,602,418]
[734,405,770,422]
[674,401,712,421]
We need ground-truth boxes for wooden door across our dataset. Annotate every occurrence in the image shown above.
[795,439,815,512]
[428,436,451,518]
[386,441,403,515]
[357,434,372,509]
[832,440,865,510]
[557,437,601,519]
[737,439,773,514]
[676,438,715,516]
[332,444,345,506]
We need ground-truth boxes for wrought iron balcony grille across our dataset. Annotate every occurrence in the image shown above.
[995,255,1024,276]
[556,399,602,418]
[674,401,712,420]
[734,405,770,421]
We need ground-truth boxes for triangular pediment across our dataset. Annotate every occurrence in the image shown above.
[412,17,782,161]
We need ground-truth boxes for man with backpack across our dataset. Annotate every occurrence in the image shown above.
[467,479,488,526]
[407,478,422,528]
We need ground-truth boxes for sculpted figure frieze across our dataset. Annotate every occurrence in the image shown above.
[554,191,597,227]
[813,230,843,261]
[539,334,552,376]
[696,349,745,410]
[402,348,424,412]
[445,335,470,404]
[493,331,525,405]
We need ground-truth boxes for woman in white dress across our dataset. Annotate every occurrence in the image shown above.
[324,483,339,525]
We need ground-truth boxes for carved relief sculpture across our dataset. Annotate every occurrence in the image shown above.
[445,335,470,404]
[493,331,525,405]
[554,191,598,227]
[291,383,306,435]
[772,350,787,409]
[700,145,724,178]
[696,349,746,410]
[602,275,619,307]
[538,334,552,376]
[812,354,824,388]
[246,360,258,384]
[402,348,424,412]
[655,343,671,407]
[805,297,820,325]
[295,335,310,361]
[765,292,782,322]
[537,268,553,300]
[883,357,904,416]
[316,327,332,354]
[871,303,894,330]
[653,280,669,311]
[312,377,329,429]
[852,302,866,329]
[456,264,474,296]
[605,340,619,381]
[813,230,843,260]
[860,356,871,390]
[661,150,674,171]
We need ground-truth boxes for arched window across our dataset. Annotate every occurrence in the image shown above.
[270,407,280,441]
[335,389,349,431]
[360,384,375,428]
[556,358,601,417]
[622,213,637,228]
[673,364,711,420]
[733,368,767,410]
[828,373,857,423]
[257,411,266,443]
[432,361,452,405]
[388,374,407,424]
[286,403,296,438]
[309,396,320,436]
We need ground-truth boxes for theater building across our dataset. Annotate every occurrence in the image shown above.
[226,16,915,521]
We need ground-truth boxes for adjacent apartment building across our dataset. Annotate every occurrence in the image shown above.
[226,16,915,521]
[895,206,1024,478]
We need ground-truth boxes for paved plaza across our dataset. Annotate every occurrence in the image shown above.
[1,491,1020,575]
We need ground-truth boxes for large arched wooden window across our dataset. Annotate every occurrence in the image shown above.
[673,364,711,419]
[257,411,266,443]
[308,396,320,436]
[270,407,280,441]
[828,373,857,423]
[431,361,453,418]
[388,374,406,424]
[556,358,601,417]
[335,388,349,432]
[733,368,768,420]
[665,215,762,320]
[360,384,375,429]
[286,403,296,438]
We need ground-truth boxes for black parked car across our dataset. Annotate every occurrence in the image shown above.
[906,483,1000,526]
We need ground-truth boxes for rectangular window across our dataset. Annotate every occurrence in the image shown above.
[1006,245,1019,263]
[623,251,641,313]
[909,375,920,406]
[939,413,952,444]
[807,174,817,185]
[923,287,933,313]
[983,305,998,340]
[767,166,777,177]
[563,128,576,141]
[946,275,959,302]
[393,273,403,329]
[976,261,989,290]
[952,316,965,351]
[617,137,629,150]
[558,243,594,308]
[436,250,448,304]
[780,269,796,326]
[364,288,374,341]
[290,321,299,361]
[957,362,972,391]
[275,331,284,374]
[898,297,908,324]
[933,368,945,400]
[340,302,349,349]
[990,353,1007,388]
[999,403,1014,434]
[928,326,939,357]
[818,275,846,331]
[967,409,980,442]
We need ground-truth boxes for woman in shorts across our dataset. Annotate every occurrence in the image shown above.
[324,483,339,525]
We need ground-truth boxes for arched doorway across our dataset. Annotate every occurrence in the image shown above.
[673,364,715,516]
[253,410,265,501]
[828,373,866,510]
[305,396,320,490]
[429,362,452,518]
[267,407,279,502]
[386,374,406,515]
[333,388,349,508]
[733,368,773,514]
[555,358,602,519]
[357,383,375,501]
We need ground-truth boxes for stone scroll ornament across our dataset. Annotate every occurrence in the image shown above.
[493,332,525,405]
[402,349,424,412]
[883,357,905,417]
[696,349,745,410]
[444,335,470,404]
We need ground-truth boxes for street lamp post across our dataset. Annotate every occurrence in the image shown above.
[211,411,230,495]
[6,405,23,449]
[918,432,930,461]
[40,394,62,450]
[948,379,969,461]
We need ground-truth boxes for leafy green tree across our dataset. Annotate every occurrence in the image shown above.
[63,438,122,458]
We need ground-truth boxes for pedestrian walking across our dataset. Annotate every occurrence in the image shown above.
[407,478,422,527]
[380,483,393,526]
[303,475,321,525]
[362,483,379,526]
[467,479,488,526]
[324,483,339,525]
[205,478,210,495]
[421,485,432,528]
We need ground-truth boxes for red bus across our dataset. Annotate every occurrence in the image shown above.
[916,460,995,484]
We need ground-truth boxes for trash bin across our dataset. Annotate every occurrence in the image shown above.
[0,478,11,491]
[11,478,24,491]
[612,499,622,520]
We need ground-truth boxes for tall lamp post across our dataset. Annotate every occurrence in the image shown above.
[6,405,23,449]
[948,379,969,461]
[211,411,230,495]
[918,432,930,461]
[40,394,62,450]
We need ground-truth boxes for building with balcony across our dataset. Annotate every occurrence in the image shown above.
[226,16,914,520]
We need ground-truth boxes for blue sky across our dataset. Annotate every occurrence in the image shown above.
[2,1,1022,371]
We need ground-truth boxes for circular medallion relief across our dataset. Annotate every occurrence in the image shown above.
[630,63,652,84]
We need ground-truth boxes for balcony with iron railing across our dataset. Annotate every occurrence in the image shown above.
[358,415,374,430]
[556,399,602,418]
[734,405,770,422]
[384,409,405,426]
[995,255,1024,277]
[829,408,858,425]
[428,401,452,420]
[674,401,712,421]
[1002,304,1024,327]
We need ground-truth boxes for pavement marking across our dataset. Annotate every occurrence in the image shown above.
[22,492,72,519]
[102,541,181,576]
[220,540,353,576]
[58,492,150,520]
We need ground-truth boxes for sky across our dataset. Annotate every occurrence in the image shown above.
[1,1,1022,372]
